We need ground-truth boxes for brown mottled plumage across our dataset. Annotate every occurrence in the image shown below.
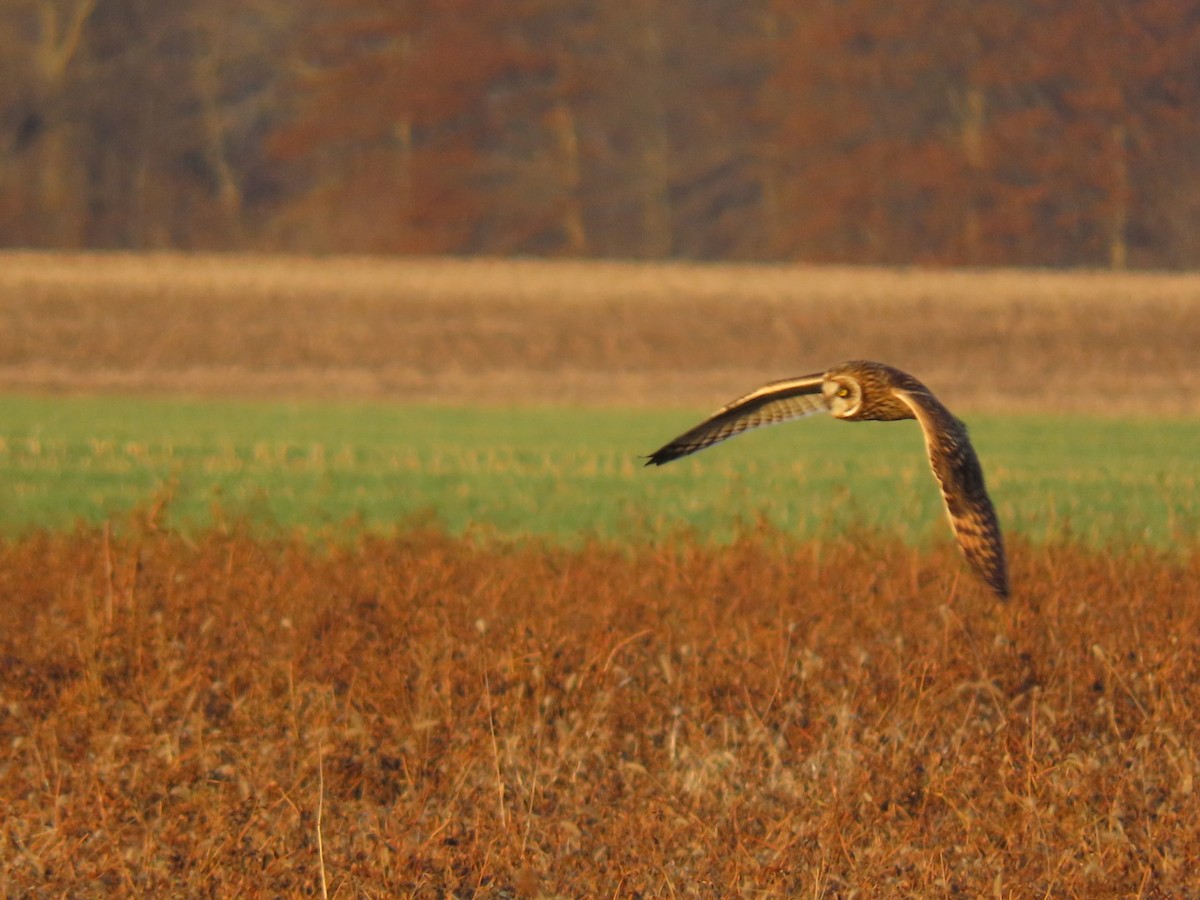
[645,360,1009,598]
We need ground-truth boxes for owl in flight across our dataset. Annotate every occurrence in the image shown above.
[645,360,1009,598]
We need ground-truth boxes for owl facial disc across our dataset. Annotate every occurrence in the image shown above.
[824,377,862,418]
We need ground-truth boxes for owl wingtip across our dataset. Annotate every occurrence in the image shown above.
[985,568,1011,600]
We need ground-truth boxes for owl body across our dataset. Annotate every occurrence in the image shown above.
[646,360,1009,599]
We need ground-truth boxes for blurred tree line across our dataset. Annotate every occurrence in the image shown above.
[3,0,1200,267]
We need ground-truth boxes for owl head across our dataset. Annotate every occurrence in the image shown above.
[822,361,921,422]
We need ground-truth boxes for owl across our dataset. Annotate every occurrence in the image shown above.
[645,360,1009,598]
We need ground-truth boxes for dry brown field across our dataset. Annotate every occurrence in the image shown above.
[2,251,1200,413]
[4,526,1200,896]
[4,254,1200,895]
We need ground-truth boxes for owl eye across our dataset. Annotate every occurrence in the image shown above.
[837,386,850,398]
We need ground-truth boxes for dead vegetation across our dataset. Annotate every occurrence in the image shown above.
[3,525,1199,895]
[3,252,1200,413]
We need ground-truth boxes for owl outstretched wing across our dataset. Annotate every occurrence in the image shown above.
[893,388,1009,598]
[645,373,827,466]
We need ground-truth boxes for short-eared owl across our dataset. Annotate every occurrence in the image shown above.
[645,360,1009,598]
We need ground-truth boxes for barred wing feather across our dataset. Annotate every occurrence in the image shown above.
[893,388,1009,599]
[645,374,827,466]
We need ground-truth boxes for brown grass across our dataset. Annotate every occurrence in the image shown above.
[4,525,1199,895]
[3,251,1200,413]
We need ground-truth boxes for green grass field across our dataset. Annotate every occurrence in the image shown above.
[2,395,1198,547]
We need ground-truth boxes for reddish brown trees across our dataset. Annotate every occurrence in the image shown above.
[3,0,1200,266]
[272,0,586,254]
[762,0,1200,266]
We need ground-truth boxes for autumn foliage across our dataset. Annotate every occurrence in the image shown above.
[4,525,1200,894]
[4,1,1200,265]
[767,0,1200,267]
